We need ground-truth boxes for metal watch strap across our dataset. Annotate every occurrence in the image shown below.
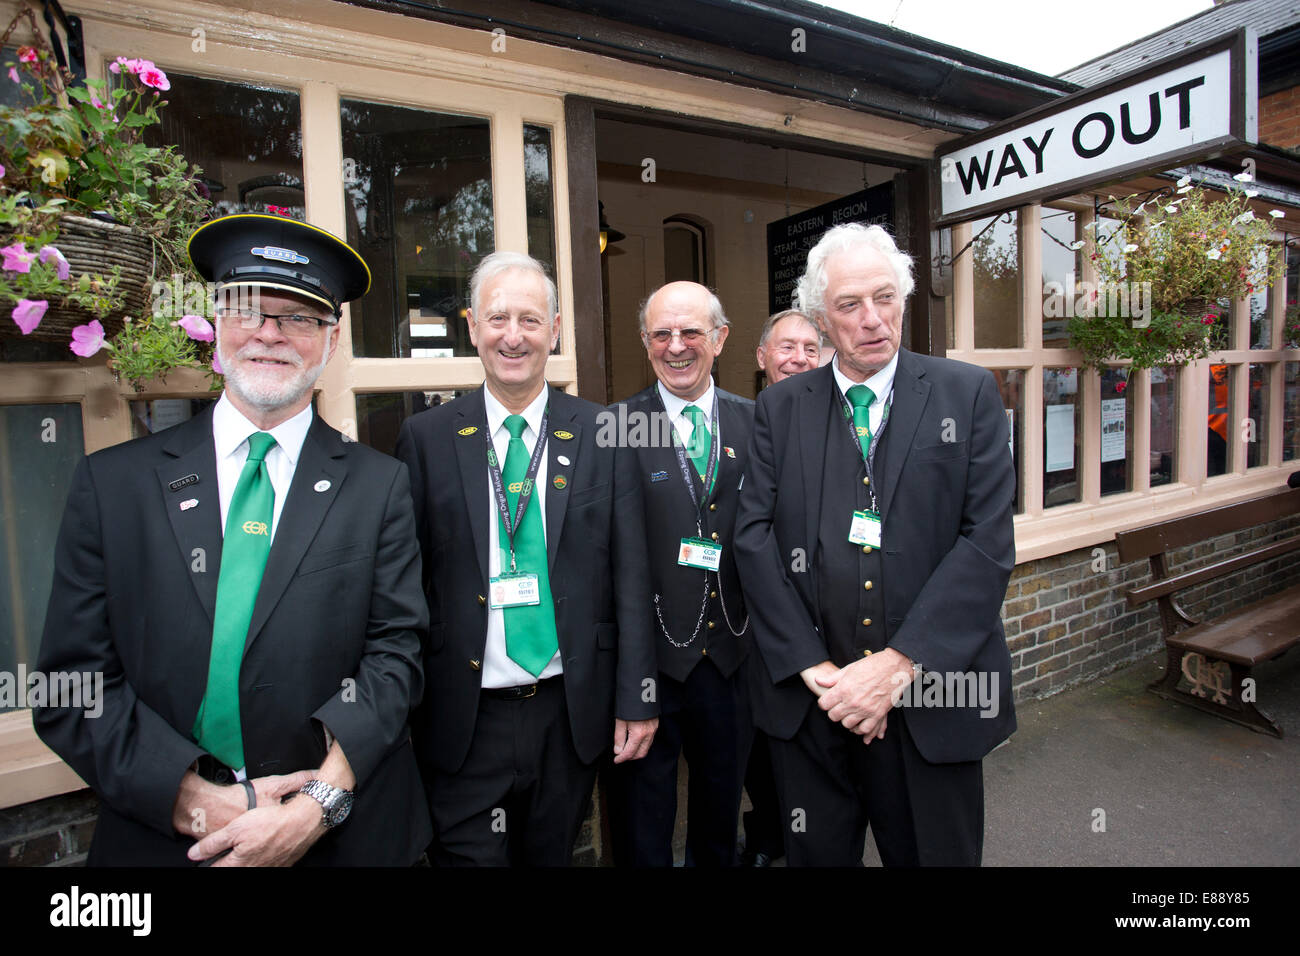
[299,779,353,829]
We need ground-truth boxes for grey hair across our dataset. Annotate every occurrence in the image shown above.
[469,251,558,323]
[758,309,821,350]
[794,223,914,320]
[637,283,729,341]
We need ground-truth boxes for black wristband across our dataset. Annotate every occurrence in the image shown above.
[240,779,256,810]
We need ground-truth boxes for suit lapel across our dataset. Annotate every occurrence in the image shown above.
[454,390,491,588]
[245,416,347,651]
[545,387,580,572]
[156,408,223,626]
[877,349,930,520]
[798,366,833,553]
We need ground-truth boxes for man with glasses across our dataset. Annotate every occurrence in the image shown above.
[396,251,658,866]
[605,281,755,866]
[34,214,431,866]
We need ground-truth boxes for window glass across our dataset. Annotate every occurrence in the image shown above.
[990,369,1024,514]
[1099,367,1134,496]
[1247,363,1270,468]
[1040,208,1078,348]
[356,389,473,457]
[1248,247,1273,349]
[973,212,1021,349]
[0,403,83,709]
[1285,361,1299,463]
[524,124,556,275]
[1043,367,1081,507]
[1150,366,1177,487]
[129,398,215,438]
[342,101,493,359]
[1207,363,1231,477]
[1286,245,1299,349]
[145,74,303,219]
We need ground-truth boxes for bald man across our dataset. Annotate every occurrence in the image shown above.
[605,282,755,866]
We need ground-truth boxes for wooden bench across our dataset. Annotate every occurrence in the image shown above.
[1115,486,1300,737]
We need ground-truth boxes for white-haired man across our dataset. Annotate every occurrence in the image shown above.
[735,223,1016,866]
[396,251,658,866]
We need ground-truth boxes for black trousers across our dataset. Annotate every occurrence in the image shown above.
[426,678,595,866]
[607,658,752,866]
[769,703,984,866]
[742,730,785,858]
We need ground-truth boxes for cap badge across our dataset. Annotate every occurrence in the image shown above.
[251,245,309,265]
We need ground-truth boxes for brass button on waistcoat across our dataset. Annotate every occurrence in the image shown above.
[711,531,719,541]
[862,545,872,553]
[710,590,717,599]
[862,649,872,657]
[709,503,717,511]
[862,476,870,486]
[707,621,716,630]
[864,580,874,590]
[469,659,482,671]
[477,594,486,606]
[862,618,872,627]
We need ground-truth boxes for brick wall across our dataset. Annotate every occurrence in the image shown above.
[1260,85,1300,150]
[1005,512,1300,701]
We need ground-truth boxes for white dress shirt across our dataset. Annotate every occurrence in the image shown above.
[212,393,313,543]
[831,351,898,443]
[481,384,562,688]
[657,379,719,457]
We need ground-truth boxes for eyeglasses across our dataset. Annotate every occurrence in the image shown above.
[646,327,713,348]
[218,308,337,338]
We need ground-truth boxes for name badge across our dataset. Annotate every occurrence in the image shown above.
[848,510,882,548]
[678,537,722,571]
[489,572,540,608]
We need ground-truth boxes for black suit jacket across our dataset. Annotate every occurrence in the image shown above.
[734,350,1016,763]
[608,385,753,685]
[33,404,432,865]
[395,385,658,775]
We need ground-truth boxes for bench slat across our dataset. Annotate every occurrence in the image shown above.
[1126,535,1300,607]
[1167,584,1300,665]
[1116,487,1300,563]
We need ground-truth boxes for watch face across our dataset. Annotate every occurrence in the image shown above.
[328,790,354,827]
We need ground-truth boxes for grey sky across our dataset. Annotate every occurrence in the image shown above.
[815,0,1216,76]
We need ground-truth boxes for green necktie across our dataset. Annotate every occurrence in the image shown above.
[500,414,559,676]
[194,431,276,770]
[846,384,876,460]
[682,404,711,481]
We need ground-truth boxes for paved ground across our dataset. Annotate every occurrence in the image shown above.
[691,649,1300,866]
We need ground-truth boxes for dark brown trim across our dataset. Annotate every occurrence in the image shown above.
[564,96,607,403]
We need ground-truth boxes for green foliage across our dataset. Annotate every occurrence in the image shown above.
[1069,176,1286,371]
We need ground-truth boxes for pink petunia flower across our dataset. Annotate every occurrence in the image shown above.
[39,245,71,280]
[175,314,214,342]
[17,47,37,63]
[7,67,19,84]
[212,350,224,374]
[12,298,48,334]
[138,67,170,91]
[69,320,106,357]
[0,163,5,179]
[1,242,37,273]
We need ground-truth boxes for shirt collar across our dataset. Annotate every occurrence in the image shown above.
[484,382,549,441]
[832,351,899,407]
[657,379,716,425]
[212,392,314,465]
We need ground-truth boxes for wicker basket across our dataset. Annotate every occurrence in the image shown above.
[4,215,155,343]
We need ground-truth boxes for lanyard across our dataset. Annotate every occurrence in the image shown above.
[836,386,892,513]
[660,391,720,519]
[485,406,549,572]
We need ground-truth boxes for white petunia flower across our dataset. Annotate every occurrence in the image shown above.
[1206,249,1222,260]
[1233,171,1253,183]
[1176,175,1192,187]
[1268,210,1285,219]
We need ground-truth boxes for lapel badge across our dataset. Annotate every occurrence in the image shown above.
[724,446,736,459]
[650,470,669,482]
[557,455,571,467]
[458,426,478,436]
[314,479,331,493]
[179,498,199,511]
[169,473,200,492]
[553,429,574,440]
[553,475,567,490]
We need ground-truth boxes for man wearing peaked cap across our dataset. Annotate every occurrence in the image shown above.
[34,214,432,866]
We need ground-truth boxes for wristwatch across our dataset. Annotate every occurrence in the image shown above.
[298,780,354,829]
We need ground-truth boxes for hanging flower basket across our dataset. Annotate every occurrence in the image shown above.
[3,214,154,342]
[1067,174,1286,371]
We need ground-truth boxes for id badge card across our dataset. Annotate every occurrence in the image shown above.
[489,572,540,608]
[848,510,882,548]
[678,537,722,571]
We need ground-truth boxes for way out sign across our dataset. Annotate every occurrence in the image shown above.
[934,30,1256,225]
